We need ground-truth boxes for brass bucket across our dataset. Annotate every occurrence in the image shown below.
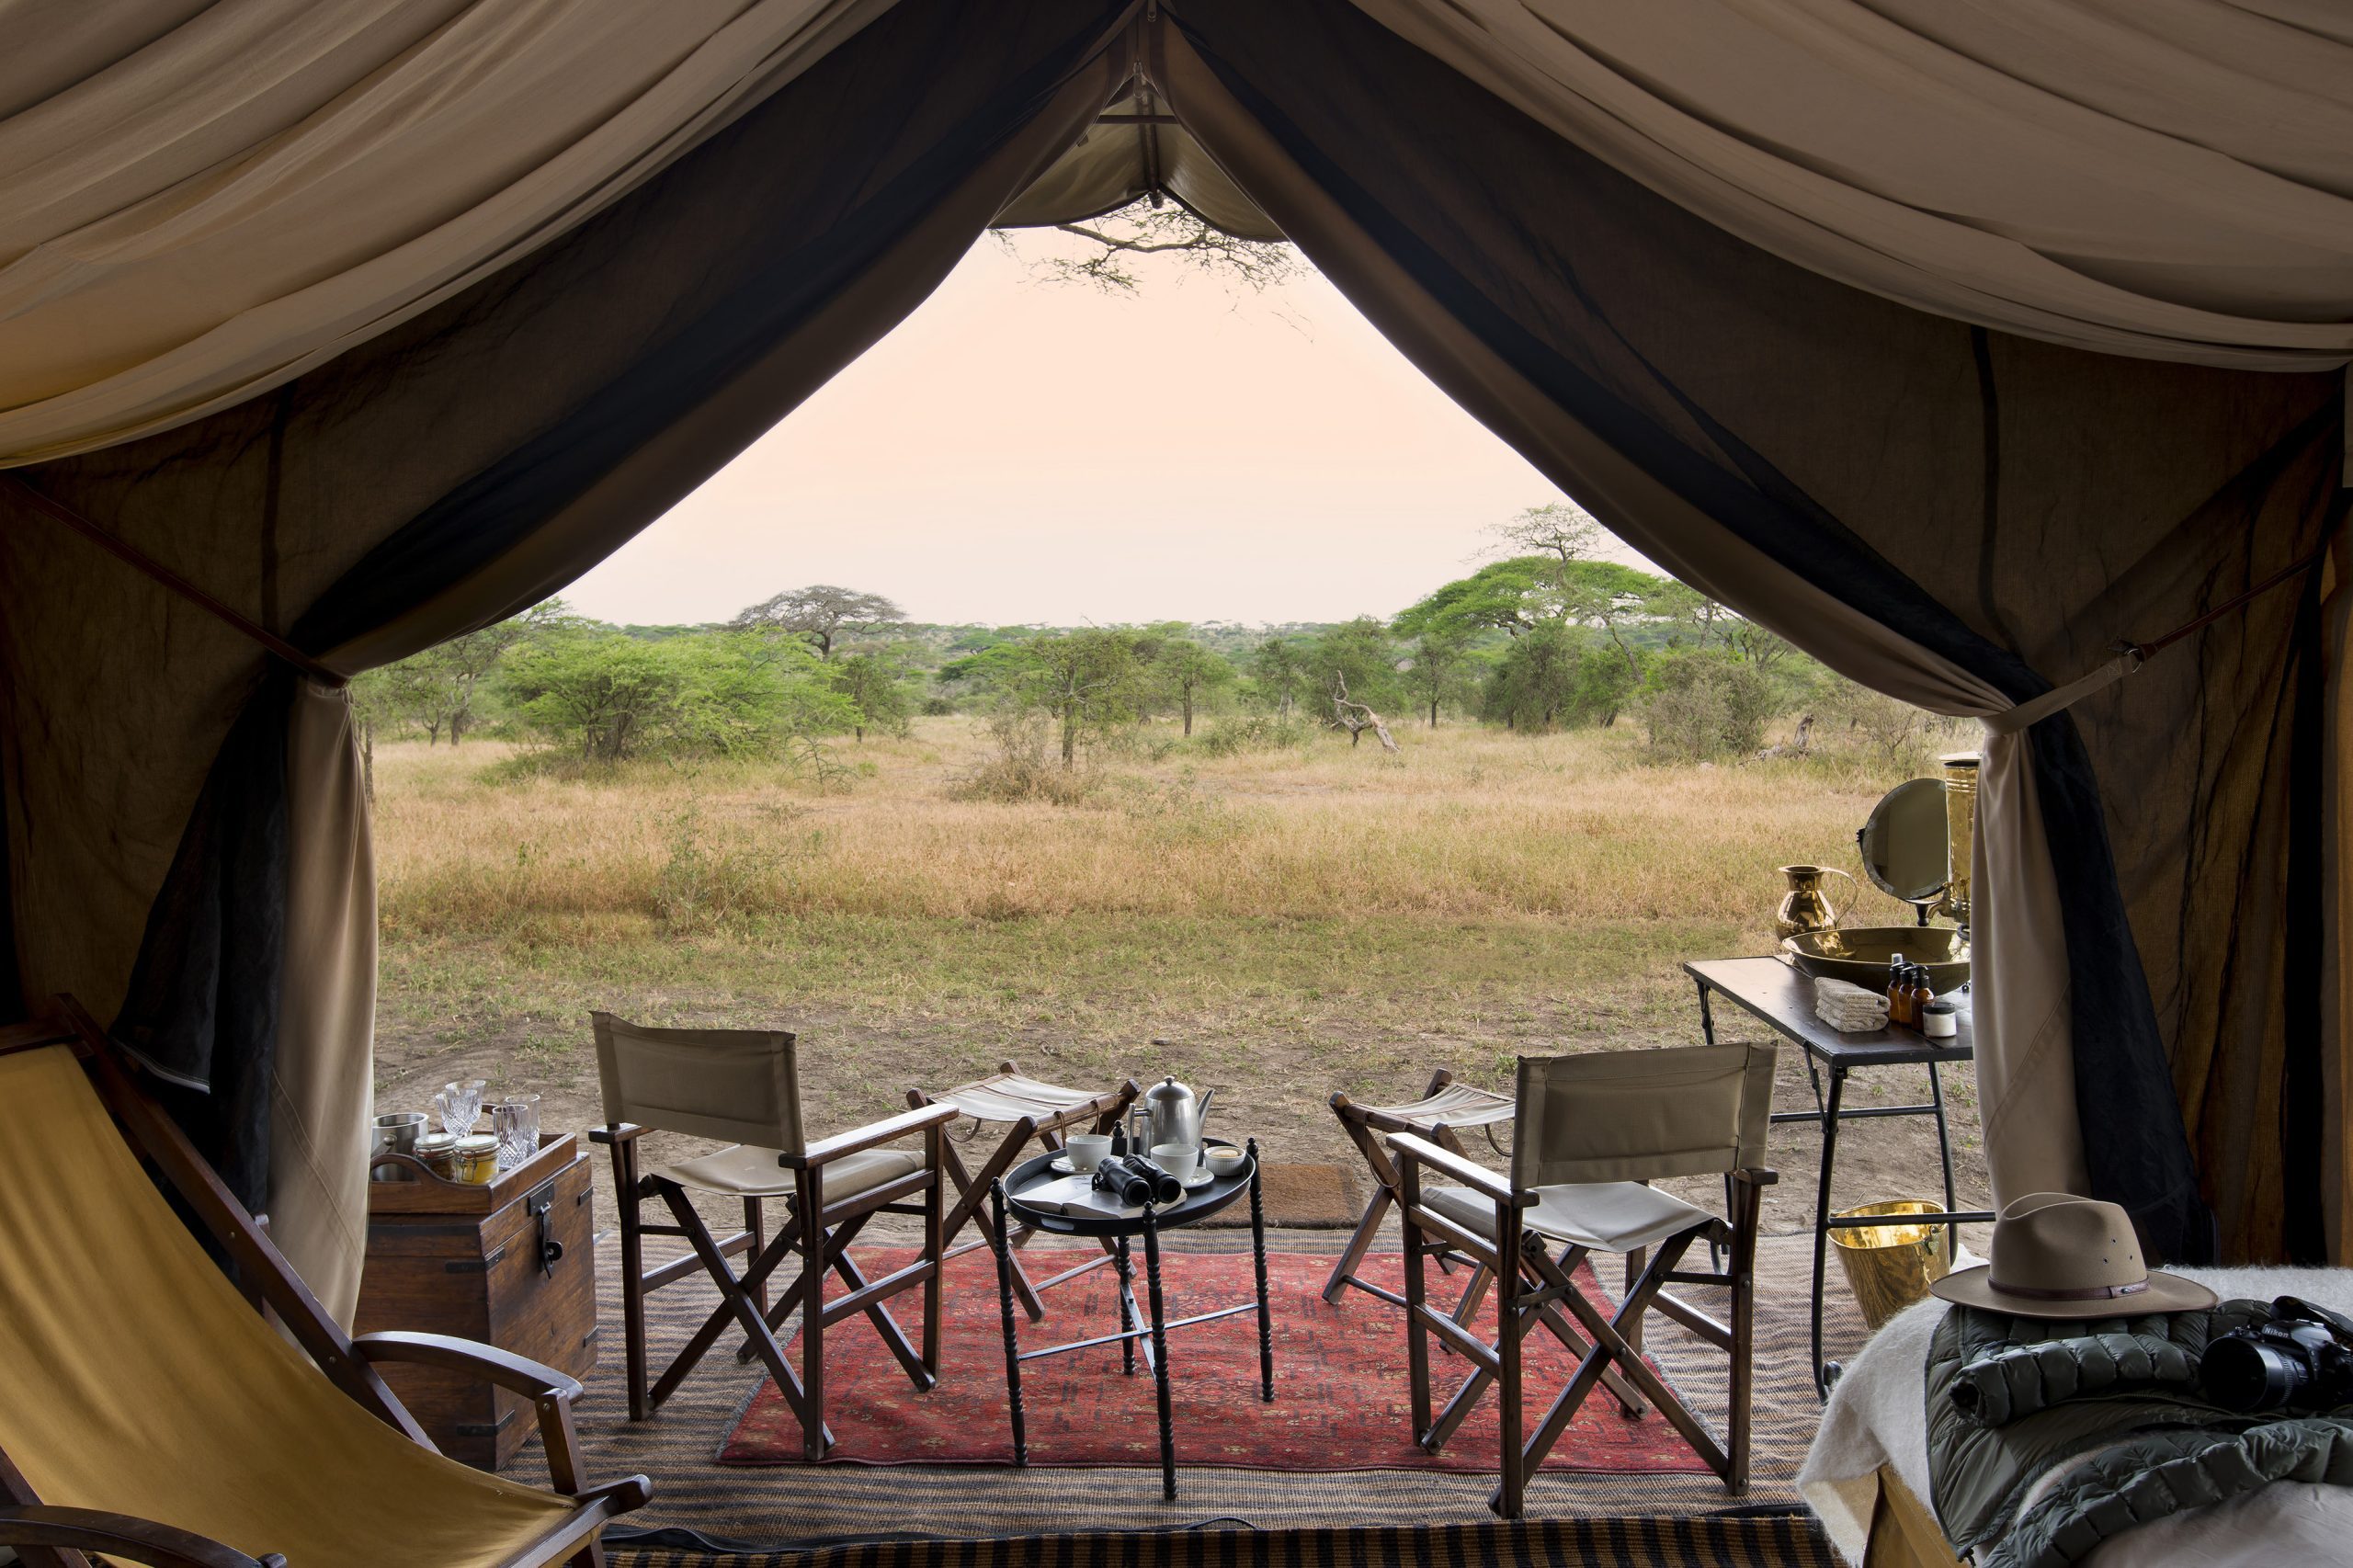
[1830,1200,1953,1330]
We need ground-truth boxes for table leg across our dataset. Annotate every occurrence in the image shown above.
[989,1180,1027,1465]
[1116,1234,1136,1376]
[1694,976,1717,1044]
[1142,1206,1176,1501]
[1927,1061,1959,1219]
[1249,1139,1274,1402]
[1811,1067,1847,1403]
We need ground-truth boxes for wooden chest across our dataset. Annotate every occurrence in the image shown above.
[356,1134,599,1469]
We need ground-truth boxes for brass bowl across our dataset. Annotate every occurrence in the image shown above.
[1781,925,1970,992]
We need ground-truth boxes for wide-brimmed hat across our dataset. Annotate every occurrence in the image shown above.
[1930,1192,2215,1319]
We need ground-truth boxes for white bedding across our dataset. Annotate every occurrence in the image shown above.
[1796,1266,2353,1566]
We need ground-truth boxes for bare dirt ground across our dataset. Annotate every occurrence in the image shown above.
[377,978,1988,1253]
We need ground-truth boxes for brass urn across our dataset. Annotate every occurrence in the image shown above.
[1773,863,1855,941]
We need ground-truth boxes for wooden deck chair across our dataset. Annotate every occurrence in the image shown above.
[1390,1041,1778,1519]
[0,1001,649,1568]
[906,1063,1138,1321]
[587,1014,954,1460]
[1323,1070,1518,1308]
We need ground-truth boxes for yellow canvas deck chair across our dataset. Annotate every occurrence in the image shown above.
[906,1062,1138,1321]
[0,1002,649,1568]
[1391,1041,1778,1519]
[588,1014,954,1459]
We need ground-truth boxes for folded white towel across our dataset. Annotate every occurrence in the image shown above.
[1813,978,1890,1007]
[1813,978,1892,1033]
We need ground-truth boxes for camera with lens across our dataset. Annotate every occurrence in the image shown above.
[2200,1295,2353,1414]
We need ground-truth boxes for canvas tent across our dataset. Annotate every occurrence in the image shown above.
[1,0,2347,1326]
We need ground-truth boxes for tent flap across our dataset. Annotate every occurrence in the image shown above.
[1162,0,2343,1260]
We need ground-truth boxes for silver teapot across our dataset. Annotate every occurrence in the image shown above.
[1131,1074,1211,1153]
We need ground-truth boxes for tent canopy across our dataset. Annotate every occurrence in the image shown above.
[0,0,2345,1321]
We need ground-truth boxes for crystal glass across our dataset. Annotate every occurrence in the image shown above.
[492,1095,541,1171]
[433,1078,487,1138]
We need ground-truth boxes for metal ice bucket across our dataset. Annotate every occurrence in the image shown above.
[370,1111,427,1181]
[1830,1199,1953,1330]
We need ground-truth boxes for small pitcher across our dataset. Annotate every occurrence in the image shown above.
[1774,863,1856,940]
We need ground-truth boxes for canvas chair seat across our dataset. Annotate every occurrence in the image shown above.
[1323,1069,1518,1310]
[1426,1180,1714,1256]
[1366,1081,1518,1130]
[908,1062,1139,1325]
[930,1073,1108,1124]
[654,1143,917,1200]
[0,1044,578,1567]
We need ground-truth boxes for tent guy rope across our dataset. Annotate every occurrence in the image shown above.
[0,474,342,687]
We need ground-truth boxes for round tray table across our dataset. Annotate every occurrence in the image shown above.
[989,1141,1274,1500]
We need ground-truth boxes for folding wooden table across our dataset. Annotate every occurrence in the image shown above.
[1685,957,1993,1399]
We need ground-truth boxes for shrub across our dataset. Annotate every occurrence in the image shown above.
[1481,627,1633,732]
[497,628,855,763]
[1191,711,1310,756]
[949,709,1100,805]
[1641,652,1777,761]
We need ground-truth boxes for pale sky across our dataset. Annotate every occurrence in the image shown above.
[563,227,1645,629]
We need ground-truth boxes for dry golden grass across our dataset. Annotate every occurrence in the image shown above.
[375,716,1932,939]
[371,715,1989,1221]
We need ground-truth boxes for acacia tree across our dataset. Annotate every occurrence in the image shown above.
[947,629,1151,769]
[830,651,910,742]
[1401,629,1477,727]
[733,585,904,658]
[1003,195,1304,295]
[1248,635,1312,715]
[1155,638,1234,735]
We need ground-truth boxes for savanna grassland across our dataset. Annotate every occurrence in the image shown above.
[372,715,1987,1233]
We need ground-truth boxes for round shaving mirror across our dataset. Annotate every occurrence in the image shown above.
[1857,778,1949,907]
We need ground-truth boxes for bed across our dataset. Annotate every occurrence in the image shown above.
[1797,1266,2353,1567]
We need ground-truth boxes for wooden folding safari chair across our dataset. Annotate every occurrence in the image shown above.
[0,998,649,1568]
[587,1014,953,1460]
[1390,1040,1778,1518]
[1324,1070,1518,1309]
[906,1062,1138,1321]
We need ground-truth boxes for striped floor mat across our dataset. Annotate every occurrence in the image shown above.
[611,1513,1836,1566]
[501,1228,1853,1561]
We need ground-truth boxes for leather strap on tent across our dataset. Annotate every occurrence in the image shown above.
[1985,530,2343,736]
[0,474,341,686]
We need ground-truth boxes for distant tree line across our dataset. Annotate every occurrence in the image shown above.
[354,504,1903,779]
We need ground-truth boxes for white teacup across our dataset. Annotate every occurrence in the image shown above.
[1065,1133,1112,1172]
[1152,1142,1200,1184]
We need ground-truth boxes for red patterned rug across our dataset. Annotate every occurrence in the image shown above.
[717,1247,1708,1473]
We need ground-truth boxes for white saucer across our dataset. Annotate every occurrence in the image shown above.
[1181,1167,1216,1189]
[1050,1154,1081,1175]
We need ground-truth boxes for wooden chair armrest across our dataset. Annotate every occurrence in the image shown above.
[781,1102,960,1170]
[1733,1166,1779,1187]
[587,1122,649,1145]
[0,1506,284,1568]
[352,1331,581,1401]
[352,1332,597,1496]
[1387,1131,1529,1207]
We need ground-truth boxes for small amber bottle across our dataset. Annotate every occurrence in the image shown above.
[1887,954,1914,1028]
[1909,963,1936,1025]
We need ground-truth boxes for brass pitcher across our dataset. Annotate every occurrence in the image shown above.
[1774,863,1856,941]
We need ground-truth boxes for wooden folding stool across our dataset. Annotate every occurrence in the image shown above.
[1324,1070,1518,1309]
[907,1063,1138,1321]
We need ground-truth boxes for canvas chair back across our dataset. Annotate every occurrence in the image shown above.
[1511,1041,1774,1187]
[0,1044,571,1564]
[593,1012,803,1152]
